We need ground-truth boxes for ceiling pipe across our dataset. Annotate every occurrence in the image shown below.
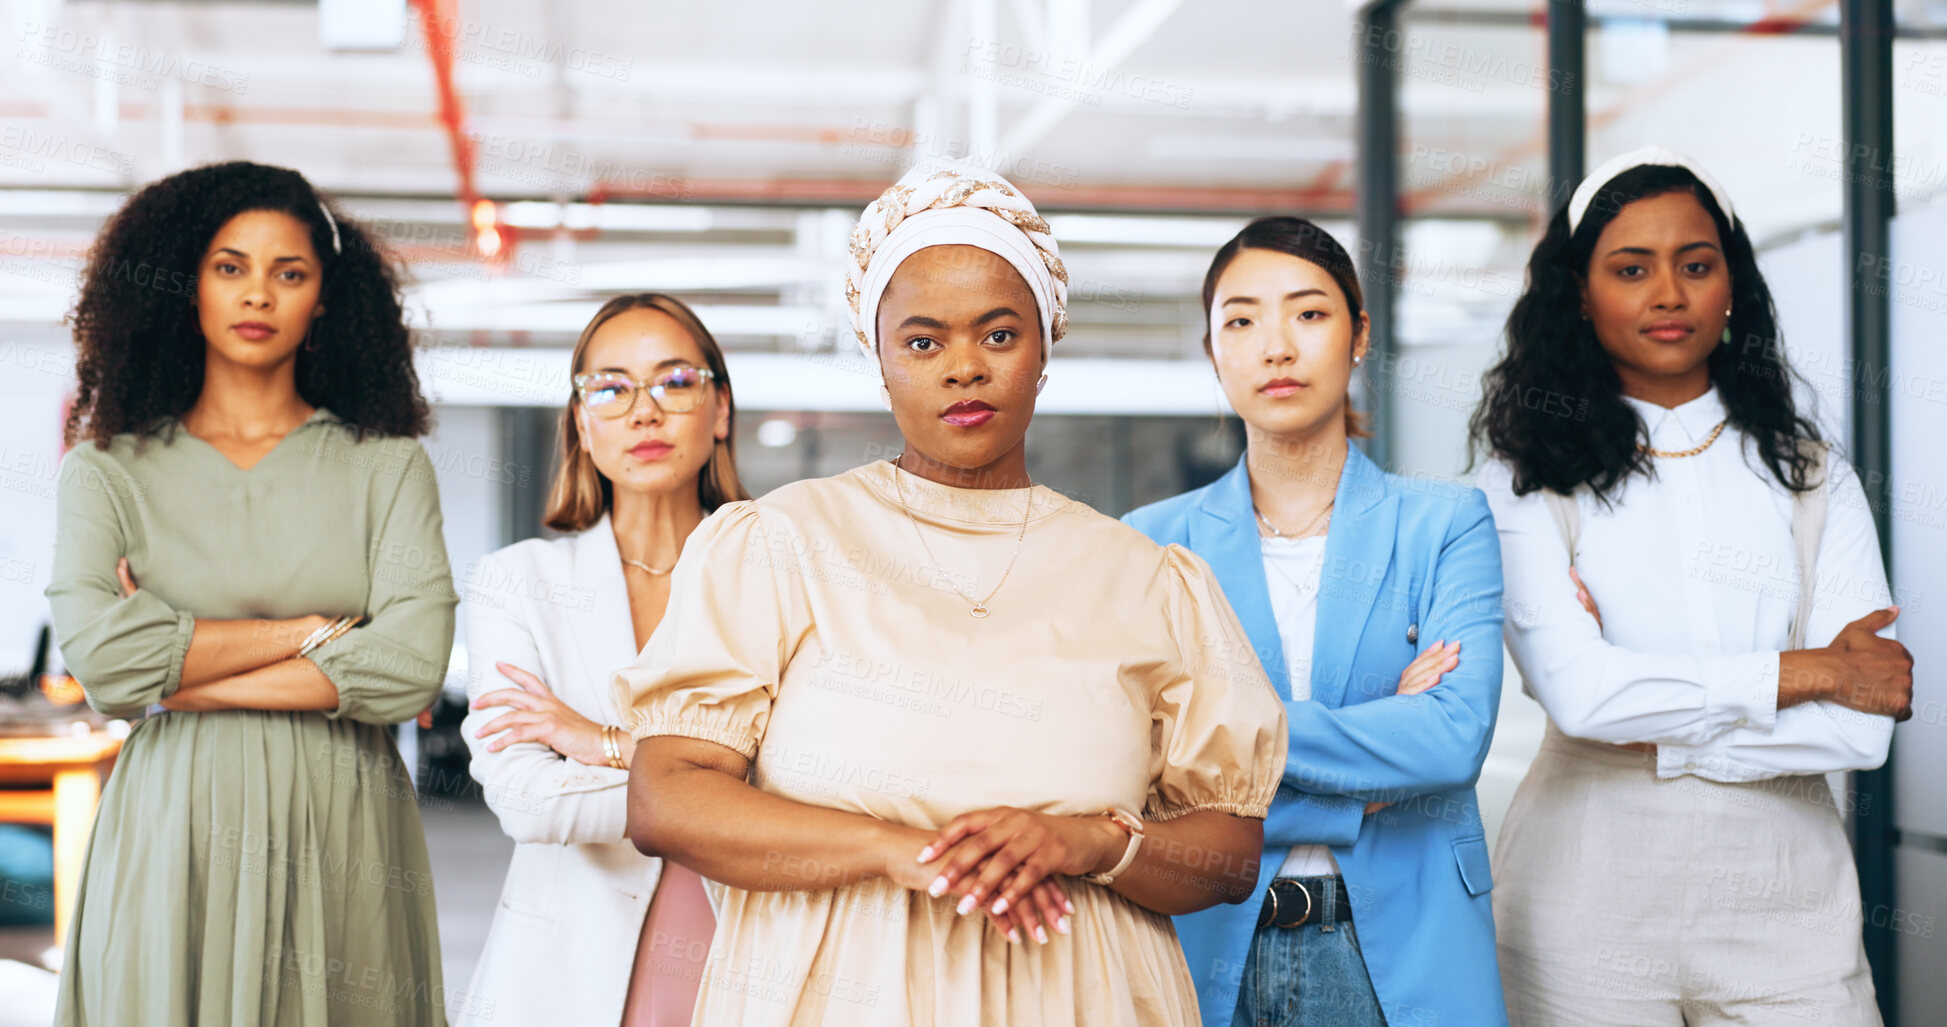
[409,0,503,260]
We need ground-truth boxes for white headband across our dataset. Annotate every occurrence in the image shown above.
[846,163,1066,369]
[317,198,342,255]
[1565,145,1737,235]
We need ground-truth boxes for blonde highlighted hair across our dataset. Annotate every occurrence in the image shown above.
[543,294,751,533]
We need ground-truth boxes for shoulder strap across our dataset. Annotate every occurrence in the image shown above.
[1788,442,1830,650]
[1543,488,1581,569]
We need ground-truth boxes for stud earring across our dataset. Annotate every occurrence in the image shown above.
[879,385,893,411]
[1722,308,1733,346]
[1035,374,1048,396]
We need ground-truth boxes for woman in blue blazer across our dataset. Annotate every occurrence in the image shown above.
[1124,217,1509,1027]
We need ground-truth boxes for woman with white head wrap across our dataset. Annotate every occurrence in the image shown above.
[611,163,1287,1025]
[1472,147,1907,1025]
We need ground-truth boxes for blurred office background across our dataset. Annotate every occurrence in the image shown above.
[1,0,1945,1022]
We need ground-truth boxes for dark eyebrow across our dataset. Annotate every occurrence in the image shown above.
[211,247,312,265]
[895,315,950,332]
[1602,242,1720,259]
[592,359,696,374]
[1221,288,1326,308]
[974,306,1022,325]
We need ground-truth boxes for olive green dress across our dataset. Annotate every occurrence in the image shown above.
[46,408,458,1027]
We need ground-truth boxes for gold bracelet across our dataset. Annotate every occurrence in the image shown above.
[315,616,358,651]
[297,616,350,658]
[300,615,364,658]
[604,725,628,769]
[293,617,341,655]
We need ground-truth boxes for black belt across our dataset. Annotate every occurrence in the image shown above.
[1256,876,1352,929]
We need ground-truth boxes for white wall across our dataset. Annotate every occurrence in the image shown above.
[1887,199,1947,1026]
[421,404,505,692]
[0,334,69,676]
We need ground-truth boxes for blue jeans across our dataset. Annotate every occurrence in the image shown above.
[1229,876,1387,1027]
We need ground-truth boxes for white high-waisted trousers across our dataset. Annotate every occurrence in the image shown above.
[1493,723,1881,1026]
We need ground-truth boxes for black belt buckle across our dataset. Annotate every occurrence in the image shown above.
[1257,878,1314,929]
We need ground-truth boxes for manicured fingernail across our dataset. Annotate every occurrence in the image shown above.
[928,876,948,898]
[991,898,1008,915]
[956,895,976,916]
[1064,898,1075,914]
[1056,916,1070,935]
[1034,926,1048,944]
[1007,928,1021,944]
[917,847,935,863]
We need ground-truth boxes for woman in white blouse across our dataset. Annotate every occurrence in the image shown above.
[1471,148,1913,1026]
[456,294,750,1027]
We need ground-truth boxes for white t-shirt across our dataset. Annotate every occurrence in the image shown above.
[1261,533,1341,879]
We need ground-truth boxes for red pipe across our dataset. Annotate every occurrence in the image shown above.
[410,0,503,258]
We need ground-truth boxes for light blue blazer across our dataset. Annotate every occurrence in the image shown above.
[1124,447,1510,1027]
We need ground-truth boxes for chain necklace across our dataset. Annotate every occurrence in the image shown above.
[1254,499,1335,539]
[620,556,673,576]
[1642,419,1728,459]
[890,455,1031,619]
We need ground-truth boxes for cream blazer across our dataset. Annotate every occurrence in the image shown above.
[454,515,665,1027]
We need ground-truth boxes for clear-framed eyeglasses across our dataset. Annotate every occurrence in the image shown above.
[572,366,717,418]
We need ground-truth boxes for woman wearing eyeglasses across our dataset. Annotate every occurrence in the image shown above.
[455,293,750,1027]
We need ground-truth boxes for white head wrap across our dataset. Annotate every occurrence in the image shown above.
[845,163,1067,368]
[1566,145,1737,235]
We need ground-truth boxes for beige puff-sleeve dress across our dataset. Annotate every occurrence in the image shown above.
[614,461,1287,1027]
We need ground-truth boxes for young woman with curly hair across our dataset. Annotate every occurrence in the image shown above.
[1470,147,1912,1025]
[47,161,458,1026]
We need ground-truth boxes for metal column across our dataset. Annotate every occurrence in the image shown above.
[1546,0,1586,206]
[1354,0,1406,470]
[1841,0,1899,1019]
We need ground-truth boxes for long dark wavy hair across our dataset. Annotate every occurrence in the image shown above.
[65,161,429,448]
[1468,163,1821,499]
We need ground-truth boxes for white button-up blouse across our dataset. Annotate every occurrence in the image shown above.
[1478,386,1896,782]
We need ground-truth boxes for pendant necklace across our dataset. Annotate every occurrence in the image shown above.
[891,455,1031,619]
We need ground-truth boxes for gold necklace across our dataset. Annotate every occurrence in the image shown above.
[620,556,673,576]
[1642,419,1728,459]
[890,456,1031,619]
